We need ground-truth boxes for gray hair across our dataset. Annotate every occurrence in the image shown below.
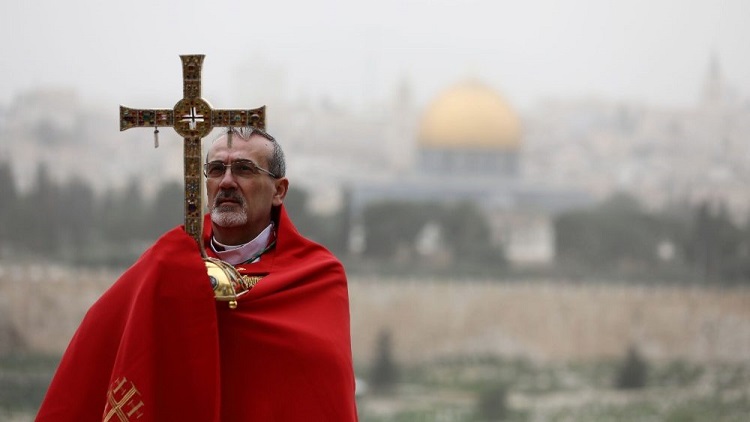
[210,126,286,178]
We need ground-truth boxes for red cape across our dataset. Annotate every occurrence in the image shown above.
[37,206,357,421]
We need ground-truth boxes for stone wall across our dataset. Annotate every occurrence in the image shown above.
[349,277,750,364]
[0,264,114,354]
[2,263,749,365]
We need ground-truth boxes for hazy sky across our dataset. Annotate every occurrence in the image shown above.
[2,0,748,111]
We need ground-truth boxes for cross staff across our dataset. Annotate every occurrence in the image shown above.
[120,54,266,255]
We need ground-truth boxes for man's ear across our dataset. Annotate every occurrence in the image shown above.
[272,178,289,206]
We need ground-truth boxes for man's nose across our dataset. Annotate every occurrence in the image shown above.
[218,167,238,188]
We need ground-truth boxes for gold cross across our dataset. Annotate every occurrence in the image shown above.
[103,377,145,421]
[119,55,266,254]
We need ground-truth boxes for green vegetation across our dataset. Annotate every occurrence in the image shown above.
[555,192,750,284]
[361,201,502,264]
[0,160,337,267]
[357,353,750,422]
[3,159,750,285]
[0,353,59,414]
[4,348,749,421]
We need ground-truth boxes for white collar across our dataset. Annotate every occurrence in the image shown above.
[210,223,274,266]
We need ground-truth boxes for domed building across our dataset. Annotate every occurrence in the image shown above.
[417,80,522,179]
[349,79,591,265]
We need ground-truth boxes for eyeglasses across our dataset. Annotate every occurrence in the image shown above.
[203,160,277,179]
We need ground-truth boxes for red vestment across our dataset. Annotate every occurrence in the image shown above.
[36,206,358,421]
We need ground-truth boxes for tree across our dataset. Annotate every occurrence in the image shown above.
[368,328,399,394]
[100,176,148,242]
[361,200,503,266]
[17,163,60,253]
[57,176,96,255]
[685,201,745,282]
[362,201,431,258]
[0,160,17,249]
[148,180,184,235]
[439,202,503,264]
[615,345,648,389]
[284,186,316,237]
[475,382,509,421]
[0,159,17,205]
[555,192,686,273]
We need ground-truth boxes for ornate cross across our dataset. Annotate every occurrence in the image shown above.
[120,55,266,255]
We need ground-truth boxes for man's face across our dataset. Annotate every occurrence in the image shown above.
[205,133,287,244]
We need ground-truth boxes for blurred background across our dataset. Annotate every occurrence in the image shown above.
[1,0,750,420]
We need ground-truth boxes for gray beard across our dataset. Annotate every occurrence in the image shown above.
[210,205,248,227]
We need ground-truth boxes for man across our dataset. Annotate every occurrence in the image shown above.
[37,128,358,421]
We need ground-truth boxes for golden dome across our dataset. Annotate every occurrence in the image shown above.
[418,80,521,150]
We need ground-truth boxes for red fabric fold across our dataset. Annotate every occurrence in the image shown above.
[37,206,357,421]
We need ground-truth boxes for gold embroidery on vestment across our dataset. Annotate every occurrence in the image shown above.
[103,377,145,421]
[240,275,264,290]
